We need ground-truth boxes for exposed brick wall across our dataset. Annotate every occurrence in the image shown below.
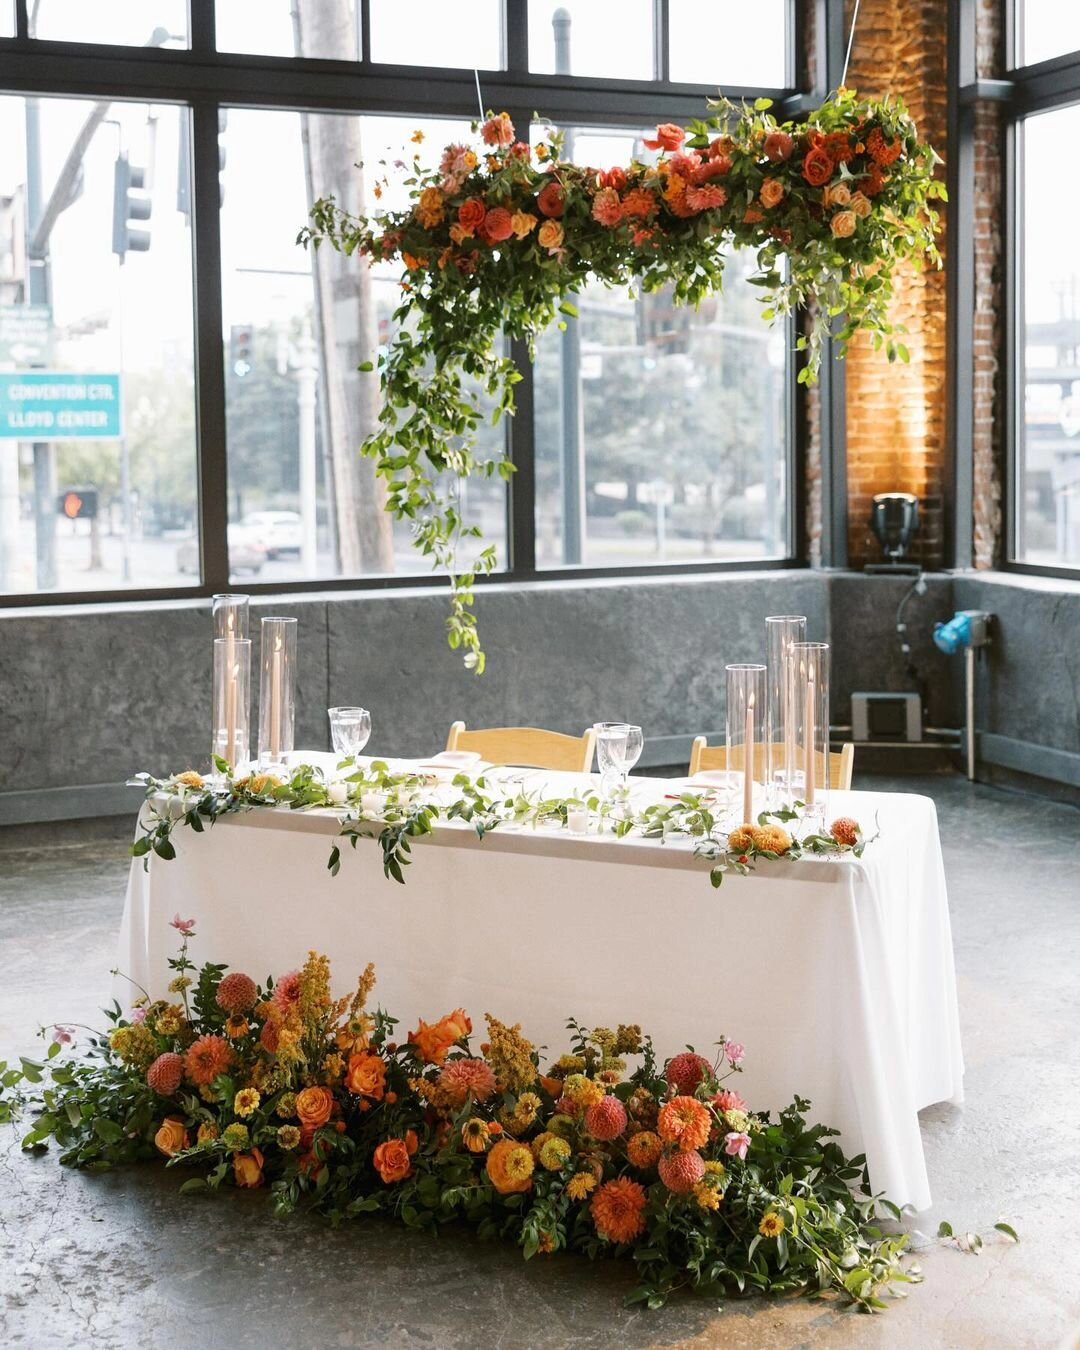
[972,0,1005,568]
[842,0,949,568]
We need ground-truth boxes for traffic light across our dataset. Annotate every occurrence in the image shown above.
[230,324,254,377]
[56,487,98,520]
[112,152,152,261]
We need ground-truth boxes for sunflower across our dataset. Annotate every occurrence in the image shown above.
[462,1118,491,1153]
[759,1211,786,1238]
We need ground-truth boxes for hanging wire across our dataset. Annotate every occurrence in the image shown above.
[841,0,862,88]
[474,68,486,123]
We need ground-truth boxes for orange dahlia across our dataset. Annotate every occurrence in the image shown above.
[658,1096,712,1153]
[591,1178,647,1245]
[438,1057,497,1107]
[626,1130,663,1169]
[184,1034,234,1087]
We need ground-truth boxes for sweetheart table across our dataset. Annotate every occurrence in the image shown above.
[116,757,964,1211]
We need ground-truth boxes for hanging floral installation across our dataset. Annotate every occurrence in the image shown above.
[300,90,944,670]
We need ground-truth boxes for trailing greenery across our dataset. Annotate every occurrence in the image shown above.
[299,90,944,669]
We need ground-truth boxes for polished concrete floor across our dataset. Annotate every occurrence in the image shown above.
[1,775,1078,1350]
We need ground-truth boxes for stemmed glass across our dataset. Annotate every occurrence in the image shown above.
[593,722,644,797]
[328,707,372,762]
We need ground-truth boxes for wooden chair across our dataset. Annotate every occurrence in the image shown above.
[688,737,855,790]
[446,721,597,773]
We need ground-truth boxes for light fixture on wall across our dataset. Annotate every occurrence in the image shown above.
[866,492,921,575]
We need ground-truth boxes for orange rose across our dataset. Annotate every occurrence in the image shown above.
[759,178,785,209]
[824,181,851,208]
[345,1051,387,1101]
[233,1147,265,1188]
[537,181,566,218]
[643,123,686,153]
[458,197,487,236]
[830,209,857,238]
[537,219,564,251]
[408,1009,471,1065]
[373,1137,414,1184]
[154,1116,190,1158]
[802,147,834,187]
[295,1085,334,1129]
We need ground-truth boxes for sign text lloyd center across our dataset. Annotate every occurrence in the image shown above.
[0,372,123,440]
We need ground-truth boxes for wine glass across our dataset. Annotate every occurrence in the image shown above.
[594,722,643,796]
[328,706,371,762]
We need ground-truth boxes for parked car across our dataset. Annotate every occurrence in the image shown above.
[176,524,266,576]
[240,510,303,559]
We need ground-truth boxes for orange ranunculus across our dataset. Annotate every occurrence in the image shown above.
[154,1116,190,1158]
[802,147,834,188]
[480,206,514,244]
[408,1008,472,1066]
[537,219,564,251]
[643,122,685,153]
[373,1137,414,1184]
[458,198,487,236]
[295,1085,334,1129]
[759,178,785,210]
[486,1138,534,1195]
[233,1147,265,1188]
[345,1051,387,1101]
[536,181,566,218]
[830,209,857,239]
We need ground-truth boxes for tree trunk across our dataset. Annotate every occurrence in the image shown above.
[294,0,394,575]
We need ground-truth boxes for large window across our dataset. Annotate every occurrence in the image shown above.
[0,0,797,604]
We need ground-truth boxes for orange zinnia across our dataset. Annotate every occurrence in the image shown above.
[658,1096,712,1153]
[184,1034,233,1087]
[626,1130,663,1169]
[591,1178,647,1244]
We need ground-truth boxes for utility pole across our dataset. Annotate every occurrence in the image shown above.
[553,7,585,564]
[295,320,319,575]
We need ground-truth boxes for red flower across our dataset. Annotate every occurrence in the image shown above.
[644,123,686,153]
[458,198,487,233]
[508,140,531,160]
[802,148,834,187]
[537,181,566,218]
[479,206,514,243]
[591,187,624,227]
[622,187,658,219]
[668,152,702,182]
[600,166,628,192]
[764,131,794,163]
[695,157,732,183]
[684,185,727,213]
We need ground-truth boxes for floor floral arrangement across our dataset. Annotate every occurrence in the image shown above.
[7,921,927,1312]
[129,761,873,889]
[300,91,944,669]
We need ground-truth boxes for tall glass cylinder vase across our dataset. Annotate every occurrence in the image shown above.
[213,637,251,773]
[791,642,830,828]
[213,593,249,642]
[258,617,297,773]
[765,614,807,806]
[725,663,766,827]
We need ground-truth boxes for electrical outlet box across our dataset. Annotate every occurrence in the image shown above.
[852,692,922,743]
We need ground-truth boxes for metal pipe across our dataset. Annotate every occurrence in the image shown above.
[965,645,976,780]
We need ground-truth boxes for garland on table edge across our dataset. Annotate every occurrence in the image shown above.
[299,90,944,670]
[129,761,876,890]
[3,921,970,1312]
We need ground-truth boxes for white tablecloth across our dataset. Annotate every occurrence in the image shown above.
[117,761,963,1210]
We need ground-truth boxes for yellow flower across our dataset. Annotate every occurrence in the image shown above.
[276,1092,297,1119]
[759,1211,786,1238]
[462,1118,491,1153]
[416,186,445,229]
[277,1124,302,1150]
[704,1160,726,1178]
[484,1013,537,1094]
[694,1182,721,1211]
[539,1137,572,1172]
[234,1088,261,1118]
[566,1172,597,1201]
[564,1074,604,1109]
[196,1122,219,1146]
[174,770,204,788]
[168,976,192,994]
[411,129,424,143]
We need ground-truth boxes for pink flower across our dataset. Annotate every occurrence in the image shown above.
[481,112,515,147]
[131,1006,149,1024]
[272,970,302,1010]
[713,1089,747,1113]
[170,914,196,936]
[438,1057,498,1107]
[724,1131,751,1160]
[726,1042,745,1066]
[684,185,727,213]
[591,187,624,227]
[52,1026,75,1045]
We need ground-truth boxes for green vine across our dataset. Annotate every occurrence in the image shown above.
[299,90,943,670]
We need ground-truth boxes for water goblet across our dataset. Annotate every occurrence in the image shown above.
[328,706,372,763]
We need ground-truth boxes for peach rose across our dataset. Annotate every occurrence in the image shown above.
[511,210,538,239]
[373,1136,414,1184]
[233,1147,264,1188]
[295,1085,334,1129]
[824,182,851,208]
[759,178,785,209]
[345,1051,387,1101]
[457,198,487,235]
[537,181,566,218]
[830,210,857,238]
[537,219,564,251]
[849,190,873,219]
[154,1116,190,1158]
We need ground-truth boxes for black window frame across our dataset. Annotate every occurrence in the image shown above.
[0,0,810,608]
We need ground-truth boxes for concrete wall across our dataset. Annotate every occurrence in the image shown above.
[1,569,1077,824]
